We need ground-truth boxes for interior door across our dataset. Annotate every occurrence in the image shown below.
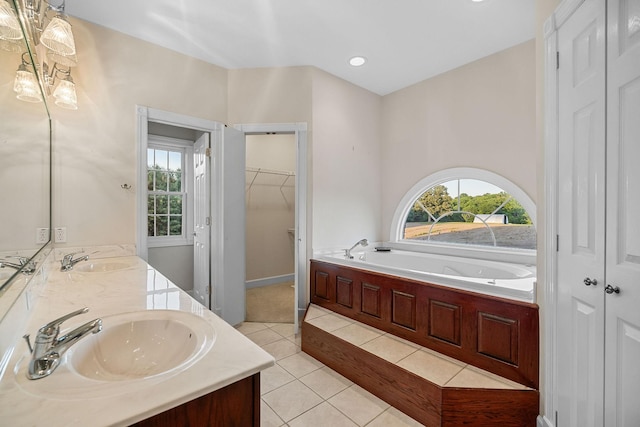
[217,127,246,326]
[193,132,210,308]
[604,0,640,424]
[556,0,607,425]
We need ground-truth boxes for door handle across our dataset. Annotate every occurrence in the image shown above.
[583,277,597,286]
[605,284,620,295]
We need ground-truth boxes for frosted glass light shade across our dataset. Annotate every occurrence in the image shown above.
[14,67,43,103]
[0,37,22,53]
[0,0,23,40]
[40,14,76,56]
[47,49,77,67]
[53,77,78,109]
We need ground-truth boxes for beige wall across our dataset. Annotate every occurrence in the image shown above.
[227,66,313,124]
[245,134,296,281]
[148,246,194,292]
[228,66,384,254]
[311,69,383,251]
[380,40,536,241]
[51,18,228,248]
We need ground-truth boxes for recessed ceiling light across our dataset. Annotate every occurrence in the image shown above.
[349,56,367,67]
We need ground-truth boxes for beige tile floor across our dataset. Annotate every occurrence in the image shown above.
[237,304,529,426]
[236,321,426,427]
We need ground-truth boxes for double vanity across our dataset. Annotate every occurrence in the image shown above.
[0,254,274,426]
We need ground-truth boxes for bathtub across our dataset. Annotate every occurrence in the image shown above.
[318,249,536,303]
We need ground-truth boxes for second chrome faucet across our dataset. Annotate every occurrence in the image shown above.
[60,252,89,271]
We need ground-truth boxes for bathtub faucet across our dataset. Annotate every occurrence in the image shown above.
[345,239,368,259]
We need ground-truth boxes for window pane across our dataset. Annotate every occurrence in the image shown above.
[156,195,168,214]
[147,171,155,191]
[147,148,155,168]
[169,195,182,214]
[169,171,181,192]
[168,151,181,171]
[147,216,155,237]
[169,216,182,235]
[403,179,535,250]
[156,171,168,191]
[147,195,156,214]
[155,150,168,170]
[156,216,168,236]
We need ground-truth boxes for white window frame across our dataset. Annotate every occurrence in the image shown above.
[389,167,536,265]
[146,135,194,248]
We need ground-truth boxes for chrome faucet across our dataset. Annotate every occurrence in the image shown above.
[60,252,89,271]
[23,307,102,380]
[344,239,369,259]
[0,256,36,274]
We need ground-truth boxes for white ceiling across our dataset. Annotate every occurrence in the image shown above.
[65,0,535,96]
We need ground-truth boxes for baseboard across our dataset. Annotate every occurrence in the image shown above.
[537,415,554,427]
[245,274,294,289]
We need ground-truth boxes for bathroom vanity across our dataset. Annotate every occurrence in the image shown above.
[0,255,274,426]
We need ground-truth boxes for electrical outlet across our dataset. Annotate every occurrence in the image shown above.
[54,227,67,243]
[36,228,49,244]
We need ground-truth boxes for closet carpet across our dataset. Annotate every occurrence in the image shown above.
[246,281,295,323]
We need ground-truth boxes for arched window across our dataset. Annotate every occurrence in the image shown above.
[390,168,536,254]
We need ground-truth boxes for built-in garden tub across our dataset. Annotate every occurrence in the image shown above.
[307,249,539,390]
[306,249,540,424]
[319,249,536,303]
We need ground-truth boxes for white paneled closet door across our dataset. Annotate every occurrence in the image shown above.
[604,0,640,424]
[556,0,607,425]
[555,0,640,425]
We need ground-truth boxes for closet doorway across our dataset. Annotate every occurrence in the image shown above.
[245,133,296,323]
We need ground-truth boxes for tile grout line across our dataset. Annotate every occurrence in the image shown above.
[240,321,425,426]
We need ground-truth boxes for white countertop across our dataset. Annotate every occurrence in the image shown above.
[0,256,275,426]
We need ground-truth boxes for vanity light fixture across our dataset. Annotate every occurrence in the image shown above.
[13,53,41,102]
[2,0,80,109]
[52,72,76,109]
[0,0,22,41]
[349,56,367,67]
[40,11,76,56]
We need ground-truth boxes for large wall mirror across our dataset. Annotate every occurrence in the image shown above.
[0,0,52,315]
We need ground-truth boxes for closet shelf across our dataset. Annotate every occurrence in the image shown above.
[246,167,295,191]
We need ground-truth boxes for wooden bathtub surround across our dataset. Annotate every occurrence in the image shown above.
[303,260,540,425]
[309,260,539,389]
[302,317,538,426]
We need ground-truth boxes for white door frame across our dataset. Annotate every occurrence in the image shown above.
[135,105,222,267]
[542,1,588,426]
[235,123,308,331]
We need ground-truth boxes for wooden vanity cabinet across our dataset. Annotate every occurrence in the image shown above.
[130,373,260,427]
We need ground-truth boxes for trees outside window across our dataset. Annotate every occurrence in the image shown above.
[146,136,193,248]
[403,178,535,250]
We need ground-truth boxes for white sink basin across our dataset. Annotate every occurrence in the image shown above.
[68,310,215,381]
[74,260,135,273]
[14,310,215,399]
